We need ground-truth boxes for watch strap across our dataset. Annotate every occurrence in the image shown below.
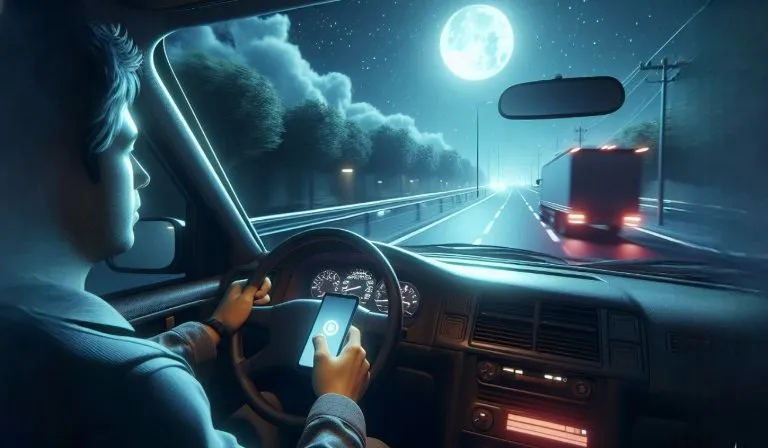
[203,317,229,339]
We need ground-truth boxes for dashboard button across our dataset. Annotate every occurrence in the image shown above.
[476,361,500,382]
[572,380,592,398]
[471,407,494,431]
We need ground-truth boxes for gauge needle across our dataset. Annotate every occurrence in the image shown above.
[343,286,362,292]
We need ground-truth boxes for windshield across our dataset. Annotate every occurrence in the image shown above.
[165,0,768,281]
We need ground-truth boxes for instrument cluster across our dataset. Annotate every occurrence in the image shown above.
[310,268,420,317]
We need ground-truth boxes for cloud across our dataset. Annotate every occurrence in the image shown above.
[166,14,452,151]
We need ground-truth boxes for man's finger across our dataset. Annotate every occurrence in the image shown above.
[313,335,330,357]
[257,277,272,295]
[240,284,261,301]
[345,326,361,347]
[253,294,271,306]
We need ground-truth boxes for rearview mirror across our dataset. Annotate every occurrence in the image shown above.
[107,217,183,273]
[498,76,625,120]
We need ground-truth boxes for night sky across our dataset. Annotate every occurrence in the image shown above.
[170,0,707,184]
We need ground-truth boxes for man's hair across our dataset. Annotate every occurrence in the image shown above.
[0,1,143,180]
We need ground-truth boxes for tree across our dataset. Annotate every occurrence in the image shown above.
[458,157,474,186]
[620,121,659,183]
[410,144,438,180]
[368,125,415,178]
[437,150,460,186]
[278,100,345,207]
[339,120,372,169]
[171,52,283,171]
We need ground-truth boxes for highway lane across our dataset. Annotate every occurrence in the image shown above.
[391,187,716,262]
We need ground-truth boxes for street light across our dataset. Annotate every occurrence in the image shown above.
[341,168,354,174]
[476,100,494,194]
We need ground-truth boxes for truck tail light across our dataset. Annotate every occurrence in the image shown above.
[623,214,641,227]
[568,213,586,225]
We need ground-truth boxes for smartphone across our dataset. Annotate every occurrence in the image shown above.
[298,294,359,368]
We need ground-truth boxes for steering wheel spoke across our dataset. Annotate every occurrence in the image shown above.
[353,307,388,335]
[246,305,274,327]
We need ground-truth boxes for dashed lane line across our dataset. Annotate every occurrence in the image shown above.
[388,192,499,245]
[517,190,560,243]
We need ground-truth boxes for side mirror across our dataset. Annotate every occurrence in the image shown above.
[535,179,541,186]
[498,76,625,120]
[107,217,184,273]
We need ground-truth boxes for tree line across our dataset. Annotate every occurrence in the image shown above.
[171,52,483,213]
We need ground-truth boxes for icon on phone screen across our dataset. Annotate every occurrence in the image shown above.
[298,294,359,368]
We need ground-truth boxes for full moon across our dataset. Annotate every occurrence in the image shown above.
[440,4,514,81]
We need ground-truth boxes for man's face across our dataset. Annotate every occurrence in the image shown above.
[60,106,150,262]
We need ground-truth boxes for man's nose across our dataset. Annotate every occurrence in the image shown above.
[132,154,151,189]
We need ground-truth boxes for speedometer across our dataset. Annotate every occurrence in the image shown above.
[374,281,420,317]
[310,269,341,298]
[341,269,376,307]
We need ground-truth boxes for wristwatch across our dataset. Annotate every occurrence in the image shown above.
[203,317,230,339]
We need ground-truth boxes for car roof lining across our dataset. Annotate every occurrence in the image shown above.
[92,0,341,46]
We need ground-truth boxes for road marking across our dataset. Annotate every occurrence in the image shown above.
[494,211,501,219]
[631,227,721,254]
[539,221,547,228]
[545,229,561,243]
[534,213,541,221]
[389,192,499,245]
[525,188,539,194]
[484,221,494,234]
[473,238,482,245]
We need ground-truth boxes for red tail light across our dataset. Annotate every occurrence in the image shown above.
[568,213,586,225]
[623,214,641,227]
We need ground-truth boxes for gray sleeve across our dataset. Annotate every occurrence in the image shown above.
[123,362,244,447]
[149,321,218,372]
[297,394,367,448]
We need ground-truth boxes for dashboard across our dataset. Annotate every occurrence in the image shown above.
[268,242,768,448]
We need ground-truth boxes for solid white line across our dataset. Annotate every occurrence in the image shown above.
[632,227,721,253]
[484,221,494,234]
[389,192,499,244]
[473,238,482,245]
[545,229,561,243]
[494,211,501,219]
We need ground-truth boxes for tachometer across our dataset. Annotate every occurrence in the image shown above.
[310,269,341,298]
[341,269,376,307]
[374,281,420,317]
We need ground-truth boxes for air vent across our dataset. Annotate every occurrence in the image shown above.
[536,303,600,362]
[472,300,535,350]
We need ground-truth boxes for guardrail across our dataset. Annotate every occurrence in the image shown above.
[639,197,747,215]
[250,186,491,246]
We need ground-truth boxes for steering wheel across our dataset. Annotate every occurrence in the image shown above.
[224,228,403,428]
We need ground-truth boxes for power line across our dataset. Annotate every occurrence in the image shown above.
[586,74,650,130]
[603,90,661,143]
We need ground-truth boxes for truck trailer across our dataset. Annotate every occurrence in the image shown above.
[538,146,646,236]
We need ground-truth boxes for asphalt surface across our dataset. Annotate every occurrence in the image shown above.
[388,187,723,263]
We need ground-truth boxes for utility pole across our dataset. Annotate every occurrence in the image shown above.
[575,127,587,146]
[640,57,688,226]
[475,106,479,194]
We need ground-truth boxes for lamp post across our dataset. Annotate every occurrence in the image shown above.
[476,100,494,195]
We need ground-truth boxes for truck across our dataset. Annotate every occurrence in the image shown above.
[538,146,646,236]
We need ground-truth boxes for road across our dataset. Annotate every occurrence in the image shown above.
[387,187,720,262]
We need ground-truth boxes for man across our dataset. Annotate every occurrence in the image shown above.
[0,1,381,447]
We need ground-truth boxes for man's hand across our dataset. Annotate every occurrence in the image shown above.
[312,326,371,402]
[210,277,271,336]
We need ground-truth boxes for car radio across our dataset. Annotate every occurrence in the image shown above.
[476,360,594,402]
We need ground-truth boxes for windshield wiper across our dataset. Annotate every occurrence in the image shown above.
[403,243,567,265]
[578,258,767,286]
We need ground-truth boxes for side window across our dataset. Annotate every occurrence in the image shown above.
[85,140,187,296]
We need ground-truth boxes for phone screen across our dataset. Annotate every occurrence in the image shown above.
[298,294,359,368]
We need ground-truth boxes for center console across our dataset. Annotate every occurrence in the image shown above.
[459,357,625,448]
